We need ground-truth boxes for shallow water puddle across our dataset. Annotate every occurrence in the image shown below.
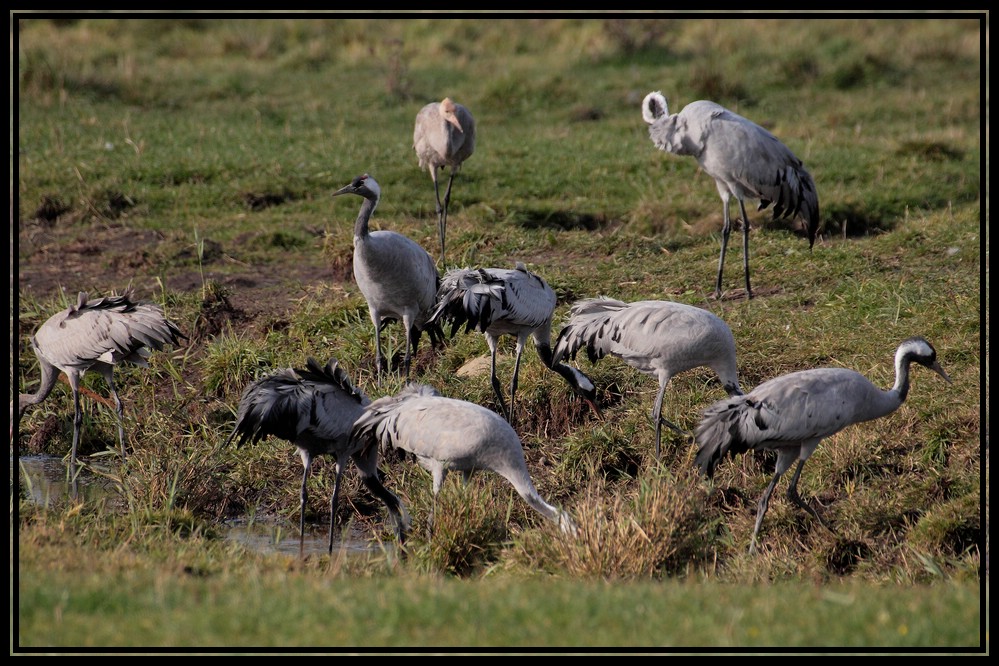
[13,455,388,556]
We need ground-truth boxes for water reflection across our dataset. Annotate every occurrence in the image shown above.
[13,455,391,557]
[12,455,117,507]
[225,519,389,557]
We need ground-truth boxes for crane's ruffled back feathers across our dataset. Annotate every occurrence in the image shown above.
[230,368,310,446]
[553,297,629,364]
[693,395,768,478]
[39,290,186,370]
[295,357,368,406]
[429,267,502,336]
[351,383,441,457]
[229,359,368,447]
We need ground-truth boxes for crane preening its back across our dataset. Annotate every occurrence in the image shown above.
[554,297,742,460]
[332,173,443,383]
[13,289,186,469]
[414,97,476,265]
[351,383,578,537]
[427,261,600,424]
[693,337,951,553]
[226,357,410,558]
[642,91,819,300]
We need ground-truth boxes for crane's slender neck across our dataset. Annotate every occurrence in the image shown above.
[891,351,915,403]
[536,342,595,397]
[18,354,60,417]
[354,197,378,240]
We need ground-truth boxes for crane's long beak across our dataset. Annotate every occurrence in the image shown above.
[446,116,463,133]
[332,184,355,198]
[584,398,603,420]
[930,360,952,384]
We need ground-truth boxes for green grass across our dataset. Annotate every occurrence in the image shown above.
[13,14,985,652]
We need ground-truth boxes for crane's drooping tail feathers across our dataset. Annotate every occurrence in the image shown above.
[351,383,441,459]
[552,296,629,365]
[429,267,506,337]
[693,396,761,478]
[227,358,367,447]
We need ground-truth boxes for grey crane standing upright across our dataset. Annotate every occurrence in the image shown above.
[553,297,742,460]
[642,91,820,300]
[332,173,443,383]
[428,261,600,423]
[226,357,410,558]
[694,336,951,553]
[413,97,476,265]
[13,289,186,469]
[351,382,577,537]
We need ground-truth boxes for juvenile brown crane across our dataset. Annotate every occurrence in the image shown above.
[642,91,819,300]
[13,289,185,469]
[694,337,950,553]
[414,97,476,265]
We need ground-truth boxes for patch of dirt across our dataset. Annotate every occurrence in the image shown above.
[16,218,343,327]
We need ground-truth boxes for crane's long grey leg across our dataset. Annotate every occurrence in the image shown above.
[328,458,346,554]
[105,371,126,459]
[737,198,753,299]
[368,308,384,384]
[298,450,313,559]
[428,466,448,540]
[750,449,797,554]
[440,170,457,265]
[431,167,446,264]
[486,335,510,420]
[715,198,732,300]
[68,372,83,476]
[650,375,687,460]
[786,459,836,535]
[507,337,527,425]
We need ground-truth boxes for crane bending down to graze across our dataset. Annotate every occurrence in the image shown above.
[226,358,410,558]
[13,289,186,469]
[332,173,443,383]
[351,383,577,537]
[427,261,600,423]
[414,97,476,265]
[553,297,742,460]
[642,91,819,300]
[694,337,950,554]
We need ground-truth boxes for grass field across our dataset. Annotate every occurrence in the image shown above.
[12,14,986,653]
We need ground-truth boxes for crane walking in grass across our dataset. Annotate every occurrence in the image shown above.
[333,173,443,383]
[642,91,819,300]
[226,357,410,558]
[428,261,600,424]
[351,383,577,537]
[554,297,742,460]
[13,289,186,469]
[694,337,950,553]
[414,97,476,265]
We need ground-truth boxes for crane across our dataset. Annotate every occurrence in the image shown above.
[694,336,951,553]
[13,289,185,469]
[642,91,819,300]
[225,357,410,558]
[332,173,443,383]
[414,97,476,265]
[553,297,743,460]
[351,382,577,537]
[428,261,600,423]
